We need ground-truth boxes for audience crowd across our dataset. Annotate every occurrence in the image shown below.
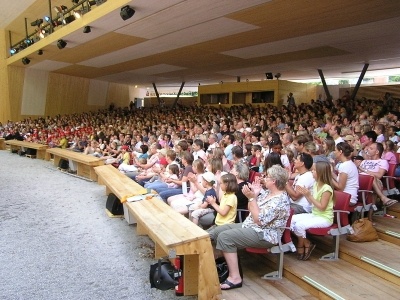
[1,93,400,290]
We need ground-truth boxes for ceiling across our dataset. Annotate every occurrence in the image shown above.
[3,0,400,89]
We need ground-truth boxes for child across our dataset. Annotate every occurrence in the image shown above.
[291,161,334,261]
[248,144,262,171]
[191,172,218,225]
[166,164,180,188]
[206,173,238,226]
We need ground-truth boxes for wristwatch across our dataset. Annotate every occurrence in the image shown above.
[248,198,255,202]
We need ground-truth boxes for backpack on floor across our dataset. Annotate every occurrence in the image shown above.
[58,159,69,170]
[106,193,124,215]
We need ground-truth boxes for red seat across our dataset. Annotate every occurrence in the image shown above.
[306,190,352,260]
[245,209,296,280]
[348,174,375,219]
[380,163,400,215]
[248,170,261,183]
[382,163,399,193]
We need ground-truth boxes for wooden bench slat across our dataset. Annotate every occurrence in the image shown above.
[94,165,147,197]
[5,140,48,159]
[127,199,209,248]
[47,148,104,164]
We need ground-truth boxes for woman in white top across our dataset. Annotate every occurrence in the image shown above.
[332,142,359,205]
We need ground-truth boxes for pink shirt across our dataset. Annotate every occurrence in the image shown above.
[382,152,397,165]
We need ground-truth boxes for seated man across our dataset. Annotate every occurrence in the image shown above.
[285,153,315,214]
[356,142,398,207]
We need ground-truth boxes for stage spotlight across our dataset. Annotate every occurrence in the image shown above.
[72,0,79,3]
[88,0,96,6]
[19,43,28,50]
[25,38,34,46]
[22,57,31,65]
[38,50,43,55]
[57,39,67,49]
[10,48,19,55]
[274,73,281,79]
[73,10,82,19]
[265,72,273,80]
[83,26,91,33]
[39,29,49,39]
[63,15,76,24]
[52,20,63,27]
[120,5,135,20]
[31,19,43,27]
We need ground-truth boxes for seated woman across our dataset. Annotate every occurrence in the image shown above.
[208,165,290,290]
[291,161,334,261]
[331,142,359,206]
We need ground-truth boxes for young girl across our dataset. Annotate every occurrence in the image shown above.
[190,172,218,225]
[166,164,180,188]
[291,161,334,261]
[206,173,238,226]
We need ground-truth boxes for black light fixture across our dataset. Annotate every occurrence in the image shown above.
[38,50,43,55]
[22,57,31,65]
[83,26,91,33]
[274,73,281,80]
[31,19,43,27]
[88,0,96,6]
[265,72,273,80]
[120,5,135,20]
[57,39,67,49]
[63,15,76,24]
[72,0,79,4]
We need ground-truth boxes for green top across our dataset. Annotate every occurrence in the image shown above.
[312,183,334,223]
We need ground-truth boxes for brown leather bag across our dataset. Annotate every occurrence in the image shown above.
[347,218,379,242]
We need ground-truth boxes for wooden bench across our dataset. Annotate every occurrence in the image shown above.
[94,164,147,221]
[47,148,104,181]
[94,165,221,299]
[126,199,221,300]
[0,138,5,150]
[5,139,48,159]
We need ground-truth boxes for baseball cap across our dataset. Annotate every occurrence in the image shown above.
[344,135,355,142]
[202,172,216,183]
[121,145,129,150]
[159,157,168,166]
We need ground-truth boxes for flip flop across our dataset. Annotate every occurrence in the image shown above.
[220,279,242,290]
[384,199,398,207]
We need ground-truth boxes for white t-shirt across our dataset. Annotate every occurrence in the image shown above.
[360,159,389,174]
[337,160,359,204]
[334,137,345,145]
[291,171,315,213]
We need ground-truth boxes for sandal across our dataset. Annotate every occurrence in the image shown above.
[297,247,305,260]
[384,199,398,207]
[303,243,316,261]
[220,279,242,290]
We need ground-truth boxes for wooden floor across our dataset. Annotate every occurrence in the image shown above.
[220,213,400,300]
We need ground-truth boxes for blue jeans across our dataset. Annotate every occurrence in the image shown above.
[144,181,168,192]
[158,188,183,201]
